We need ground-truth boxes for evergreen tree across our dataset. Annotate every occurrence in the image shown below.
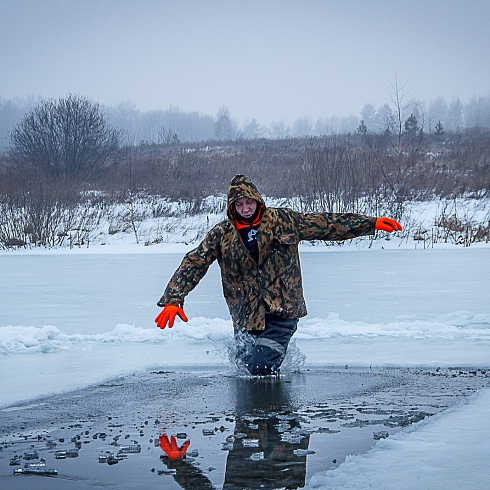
[435,120,444,140]
[404,114,418,135]
[357,120,368,135]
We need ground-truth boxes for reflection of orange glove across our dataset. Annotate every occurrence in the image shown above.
[159,434,190,459]
[155,305,188,329]
[375,217,403,233]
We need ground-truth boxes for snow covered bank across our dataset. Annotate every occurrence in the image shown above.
[306,386,490,490]
[1,195,489,253]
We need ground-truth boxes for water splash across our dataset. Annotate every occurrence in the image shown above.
[281,339,306,374]
[225,332,306,376]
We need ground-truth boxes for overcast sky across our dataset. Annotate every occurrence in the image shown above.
[1,0,489,125]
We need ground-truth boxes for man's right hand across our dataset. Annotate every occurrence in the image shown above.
[155,305,188,329]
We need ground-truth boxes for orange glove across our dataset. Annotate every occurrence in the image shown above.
[375,217,402,233]
[154,305,188,329]
[159,434,190,459]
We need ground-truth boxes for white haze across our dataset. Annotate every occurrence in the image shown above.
[1,0,490,125]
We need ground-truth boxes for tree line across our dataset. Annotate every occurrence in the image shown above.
[2,88,490,151]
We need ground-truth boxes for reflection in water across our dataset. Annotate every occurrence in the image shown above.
[159,433,213,489]
[223,414,310,489]
[160,376,311,489]
[160,457,215,489]
[4,370,480,488]
[159,434,190,459]
[227,377,309,489]
[232,376,294,413]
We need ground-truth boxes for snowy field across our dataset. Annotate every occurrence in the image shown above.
[1,242,489,488]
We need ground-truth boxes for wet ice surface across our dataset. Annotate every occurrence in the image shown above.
[1,367,489,489]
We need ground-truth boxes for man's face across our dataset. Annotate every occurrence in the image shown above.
[234,197,257,218]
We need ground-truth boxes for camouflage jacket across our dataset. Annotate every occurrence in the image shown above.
[158,175,376,332]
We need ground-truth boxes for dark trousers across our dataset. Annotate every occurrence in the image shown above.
[235,313,298,376]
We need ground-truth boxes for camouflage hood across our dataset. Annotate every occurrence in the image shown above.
[227,175,265,222]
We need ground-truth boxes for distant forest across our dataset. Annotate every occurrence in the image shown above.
[1,91,490,151]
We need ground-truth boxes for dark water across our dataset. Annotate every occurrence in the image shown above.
[1,367,489,489]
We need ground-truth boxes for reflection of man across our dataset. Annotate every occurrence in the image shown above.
[159,378,311,489]
[223,415,310,489]
[225,378,310,488]
[160,415,310,490]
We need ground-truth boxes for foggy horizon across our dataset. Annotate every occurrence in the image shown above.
[1,0,490,126]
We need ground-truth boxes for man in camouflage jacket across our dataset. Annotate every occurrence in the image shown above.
[156,175,402,375]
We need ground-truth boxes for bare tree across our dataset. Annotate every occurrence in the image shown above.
[9,94,121,179]
[370,78,426,209]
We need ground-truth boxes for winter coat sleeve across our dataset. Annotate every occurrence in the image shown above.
[292,210,376,241]
[157,224,222,307]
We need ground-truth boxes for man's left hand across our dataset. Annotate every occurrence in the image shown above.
[375,217,402,233]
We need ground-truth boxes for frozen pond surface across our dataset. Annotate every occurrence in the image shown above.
[0,247,489,489]
[1,248,489,332]
[1,248,489,406]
